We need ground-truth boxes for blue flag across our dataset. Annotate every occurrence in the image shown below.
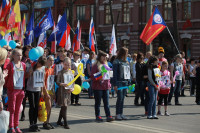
[24,12,34,46]
[47,13,67,42]
[34,8,54,38]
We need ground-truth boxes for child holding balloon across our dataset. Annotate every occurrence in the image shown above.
[56,57,74,129]
[157,61,171,116]
[5,48,26,133]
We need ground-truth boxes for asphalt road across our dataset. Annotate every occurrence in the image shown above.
[19,90,200,133]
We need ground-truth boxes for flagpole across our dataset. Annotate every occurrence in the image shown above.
[94,32,98,54]
[166,26,180,54]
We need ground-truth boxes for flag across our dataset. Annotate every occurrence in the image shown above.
[109,25,117,55]
[93,71,102,80]
[140,7,166,45]
[22,15,26,33]
[182,19,192,30]
[0,0,11,22]
[48,13,67,42]
[65,34,71,50]
[0,21,8,36]
[37,31,47,48]
[24,12,34,45]
[34,8,54,38]
[4,32,11,45]
[58,23,71,48]
[89,18,95,52]
[72,21,81,52]
[51,22,56,53]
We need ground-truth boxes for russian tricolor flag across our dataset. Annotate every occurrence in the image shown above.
[72,21,81,52]
[89,18,95,52]
[93,72,102,80]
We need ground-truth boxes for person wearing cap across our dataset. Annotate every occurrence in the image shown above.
[168,54,185,105]
[158,47,167,67]
[90,50,114,122]
[71,51,82,106]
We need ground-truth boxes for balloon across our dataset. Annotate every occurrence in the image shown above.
[67,63,84,86]
[19,104,23,114]
[36,46,44,57]
[128,84,135,93]
[5,96,8,104]
[29,48,40,61]
[9,40,17,49]
[72,84,81,95]
[82,82,90,89]
[55,82,59,92]
[0,39,7,47]
[173,71,180,87]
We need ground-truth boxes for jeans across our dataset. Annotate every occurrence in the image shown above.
[147,82,158,117]
[144,82,149,112]
[134,81,145,104]
[7,89,24,128]
[94,90,111,117]
[88,81,94,97]
[116,89,127,115]
[168,80,182,103]
[190,77,196,95]
[27,91,40,125]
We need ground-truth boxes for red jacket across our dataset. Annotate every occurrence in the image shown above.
[5,62,26,91]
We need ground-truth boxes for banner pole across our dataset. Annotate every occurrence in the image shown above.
[166,26,180,54]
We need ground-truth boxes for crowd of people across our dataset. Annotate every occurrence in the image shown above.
[0,45,200,133]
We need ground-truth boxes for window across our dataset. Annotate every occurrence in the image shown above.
[123,3,130,23]
[163,0,172,21]
[77,5,85,20]
[105,5,111,24]
[122,40,129,48]
[183,0,191,19]
[91,5,94,18]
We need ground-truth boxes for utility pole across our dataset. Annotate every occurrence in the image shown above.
[171,0,180,50]
[109,0,114,26]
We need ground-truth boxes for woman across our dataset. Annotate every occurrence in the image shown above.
[147,56,159,119]
[2,45,12,70]
[113,47,130,120]
[0,47,8,112]
[86,51,96,98]
[90,50,114,122]
[188,58,196,96]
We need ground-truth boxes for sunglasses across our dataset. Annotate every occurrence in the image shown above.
[7,49,12,52]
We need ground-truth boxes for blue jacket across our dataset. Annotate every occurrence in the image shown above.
[113,59,130,87]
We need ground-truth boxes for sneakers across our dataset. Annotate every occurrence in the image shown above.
[15,127,22,133]
[48,123,55,129]
[96,116,103,122]
[115,114,122,120]
[57,121,64,126]
[8,128,16,133]
[147,116,153,119]
[121,115,128,120]
[35,125,40,132]
[165,111,170,116]
[43,123,51,130]
[106,116,114,122]
[29,125,38,132]
[157,111,164,116]
[153,115,159,119]
[75,102,81,106]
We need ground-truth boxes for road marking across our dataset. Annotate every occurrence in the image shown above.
[51,110,184,133]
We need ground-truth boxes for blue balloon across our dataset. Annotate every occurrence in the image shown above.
[5,96,8,104]
[9,40,17,49]
[82,82,90,89]
[0,39,7,47]
[29,48,40,61]
[36,46,44,57]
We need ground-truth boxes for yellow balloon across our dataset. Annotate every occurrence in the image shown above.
[67,63,85,86]
[72,84,81,95]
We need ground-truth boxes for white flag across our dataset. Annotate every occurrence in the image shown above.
[109,25,117,55]
[65,34,71,50]
[37,31,47,48]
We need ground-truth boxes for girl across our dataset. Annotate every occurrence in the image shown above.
[42,55,55,129]
[157,61,171,116]
[188,58,196,96]
[113,47,130,120]
[5,48,26,133]
[71,51,82,105]
[56,57,74,129]
[2,45,12,70]
[0,47,8,112]
[86,51,96,98]
[147,56,159,119]
[26,57,47,132]
[90,50,114,122]
[20,45,32,121]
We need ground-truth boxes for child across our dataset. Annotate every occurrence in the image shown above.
[26,57,47,132]
[5,48,26,133]
[90,50,114,122]
[147,56,159,119]
[56,57,74,129]
[157,61,171,116]
[42,55,55,129]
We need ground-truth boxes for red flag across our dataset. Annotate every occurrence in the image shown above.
[140,7,166,45]
[182,19,192,30]
[72,21,81,52]
[51,22,56,53]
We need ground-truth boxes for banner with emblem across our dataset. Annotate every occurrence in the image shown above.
[63,73,74,89]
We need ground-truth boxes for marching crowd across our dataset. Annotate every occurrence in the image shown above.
[0,45,200,133]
